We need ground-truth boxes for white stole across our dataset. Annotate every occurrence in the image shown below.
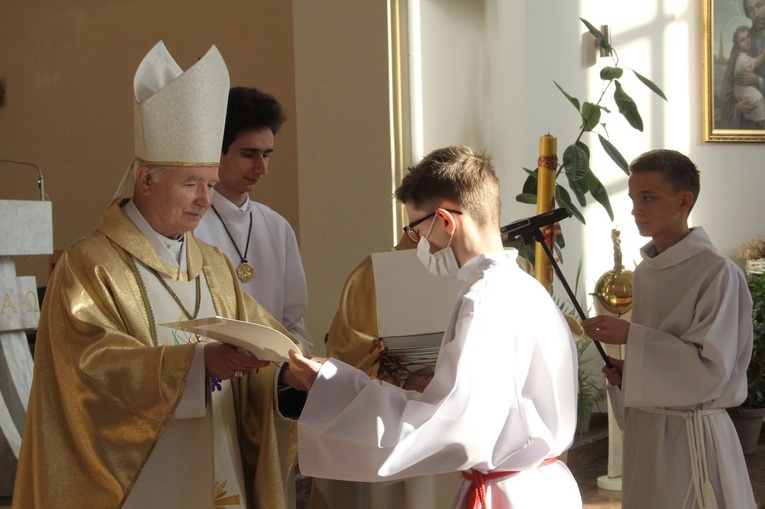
[123,262,247,508]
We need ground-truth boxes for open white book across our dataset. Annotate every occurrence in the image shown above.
[161,316,296,363]
[371,250,464,367]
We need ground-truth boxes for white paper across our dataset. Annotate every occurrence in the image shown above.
[161,316,296,363]
[371,250,463,338]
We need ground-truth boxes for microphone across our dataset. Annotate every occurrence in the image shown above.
[0,159,47,201]
[501,207,571,240]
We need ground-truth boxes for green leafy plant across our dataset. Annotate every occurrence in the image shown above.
[742,272,765,409]
[553,259,603,428]
[515,19,667,234]
[576,334,604,429]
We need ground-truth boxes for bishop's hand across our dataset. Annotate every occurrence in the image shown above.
[204,342,269,380]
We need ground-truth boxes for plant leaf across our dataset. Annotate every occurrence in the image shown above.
[581,102,601,131]
[504,235,536,265]
[597,134,629,175]
[566,142,593,206]
[576,140,591,159]
[744,273,765,407]
[580,18,611,52]
[555,185,585,224]
[574,256,585,298]
[565,174,587,207]
[516,192,538,204]
[553,81,581,112]
[503,235,536,265]
[599,66,623,80]
[517,241,536,265]
[582,168,615,221]
[613,80,644,131]
[562,144,589,182]
[631,69,667,101]
[522,169,538,194]
[555,231,567,250]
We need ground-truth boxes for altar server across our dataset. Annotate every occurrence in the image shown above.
[582,149,756,508]
[12,41,303,509]
[289,146,582,508]
[195,86,312,352]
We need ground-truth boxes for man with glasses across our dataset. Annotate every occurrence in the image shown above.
[287,146,582,508]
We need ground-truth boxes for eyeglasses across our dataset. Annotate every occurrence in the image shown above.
[403,209,462,243]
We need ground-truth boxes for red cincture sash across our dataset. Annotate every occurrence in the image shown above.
[461,457,558,509]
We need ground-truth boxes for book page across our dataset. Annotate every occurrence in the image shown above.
[371,250,464,338]
[161,316,297,363]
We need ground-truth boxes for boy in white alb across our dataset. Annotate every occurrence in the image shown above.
[288,146,582,508]
[582,149,756,508]
[195,87,312,352]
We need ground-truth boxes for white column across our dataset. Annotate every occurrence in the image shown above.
[594,300,629,492]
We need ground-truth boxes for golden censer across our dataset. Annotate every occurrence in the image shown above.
[591,229,633,316]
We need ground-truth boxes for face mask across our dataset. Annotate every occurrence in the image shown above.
[416,216,459,278]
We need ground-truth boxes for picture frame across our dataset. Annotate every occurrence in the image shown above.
[703,0,765,142]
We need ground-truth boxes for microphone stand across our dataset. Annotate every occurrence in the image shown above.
[517,227,613,368]
[0,159,46,201]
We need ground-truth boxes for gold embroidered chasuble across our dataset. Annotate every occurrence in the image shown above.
[312,236,459,509]
[13,201,299,509]
[323,236,415,381]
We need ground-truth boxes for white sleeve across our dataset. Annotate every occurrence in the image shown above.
[281,227,313,353]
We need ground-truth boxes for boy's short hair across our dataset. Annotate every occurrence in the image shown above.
[222,87,286,154]
[629,149,700,210]
[394,146,500,227]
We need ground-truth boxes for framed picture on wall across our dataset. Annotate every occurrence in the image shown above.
[703,0,765,142]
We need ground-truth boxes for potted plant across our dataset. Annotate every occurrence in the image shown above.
[555,260,604,434]
[507,19,667,264]
[729,236,765,454]
[575,334,604,434]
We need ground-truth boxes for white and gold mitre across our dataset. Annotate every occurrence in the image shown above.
[133,41,229,166]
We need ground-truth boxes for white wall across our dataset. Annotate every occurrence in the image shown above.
[0,1,300,287]
[6,1,758,358]
[419,0,530,224]
[417,0,763,294]
[293,1,396,352]
[413,0,765,392]
[523,0,764,314]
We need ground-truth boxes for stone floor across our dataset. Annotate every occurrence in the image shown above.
[570,417,765,509]
[572,448,765,508]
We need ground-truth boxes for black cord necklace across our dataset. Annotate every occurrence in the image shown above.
[210,204,255,282]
